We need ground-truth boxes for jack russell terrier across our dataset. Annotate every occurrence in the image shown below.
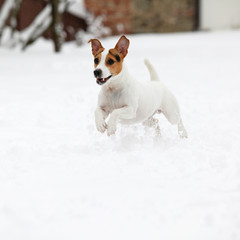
[89,35,188,138]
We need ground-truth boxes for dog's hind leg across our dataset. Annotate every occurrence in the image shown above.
[161,108,188,138]
[143,116,161,137]
[177,118,188,138]
[163,111,188,138]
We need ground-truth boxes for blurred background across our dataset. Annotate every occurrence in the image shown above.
[1,1,240,239]
[0,0,240,52]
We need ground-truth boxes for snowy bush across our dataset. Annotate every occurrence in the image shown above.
[75,13,111,46]
[0,0,110,50]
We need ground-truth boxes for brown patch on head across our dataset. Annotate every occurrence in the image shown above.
[94,52,102,68]
[104,35,130,76]
[105,36,130,76]
[88,38,105,67]
[106,49,123,76]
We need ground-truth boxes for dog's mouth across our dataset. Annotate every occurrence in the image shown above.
[96,75,112,85]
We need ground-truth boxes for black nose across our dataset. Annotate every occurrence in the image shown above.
[94,69,102,78]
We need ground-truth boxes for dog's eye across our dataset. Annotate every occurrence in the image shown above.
[107,59,115,65]
[94,58,99,64]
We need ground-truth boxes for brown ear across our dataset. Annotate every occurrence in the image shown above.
[114,35,130,58]
[88,39,104,56]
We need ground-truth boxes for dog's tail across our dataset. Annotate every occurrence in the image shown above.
[144,58,160,81]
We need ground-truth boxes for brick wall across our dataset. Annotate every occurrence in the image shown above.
[85,0,131,35]
[131,0,197,33]
[84,0,198,35]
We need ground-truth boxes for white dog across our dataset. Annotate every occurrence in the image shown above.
[89,35,188,138]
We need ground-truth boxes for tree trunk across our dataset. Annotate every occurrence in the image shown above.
[50,0,62,52]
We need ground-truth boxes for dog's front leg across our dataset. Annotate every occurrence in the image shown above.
[107,106,136,136]
[95,107,109,133]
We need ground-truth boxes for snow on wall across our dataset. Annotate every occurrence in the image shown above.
[201,0,240,30]
[20,1,71,44]
[19,4,52,42]
[67,0,87,18]
[0,0,14,29]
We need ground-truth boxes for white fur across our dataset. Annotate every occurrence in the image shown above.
[94,51,188,138]
[96,51,112,79]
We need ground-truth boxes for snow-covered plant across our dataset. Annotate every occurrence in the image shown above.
[0,0,111,50]
[75,12,111,46]
[0,0,19,46]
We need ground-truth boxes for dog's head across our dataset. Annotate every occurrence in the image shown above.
[88,35,130,85]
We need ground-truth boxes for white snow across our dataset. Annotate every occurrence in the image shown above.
[0,31,240,240]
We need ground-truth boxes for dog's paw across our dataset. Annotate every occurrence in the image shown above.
[178,128,188,138]
[96,120,107,133]
[107,125,116,136]
[107,121,117,136]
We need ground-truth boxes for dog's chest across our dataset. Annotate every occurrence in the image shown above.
[102,87,125,112]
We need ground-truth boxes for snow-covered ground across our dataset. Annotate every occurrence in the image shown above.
[1,31,240,240]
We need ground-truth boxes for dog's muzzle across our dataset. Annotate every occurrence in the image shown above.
[96,75,112,85]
